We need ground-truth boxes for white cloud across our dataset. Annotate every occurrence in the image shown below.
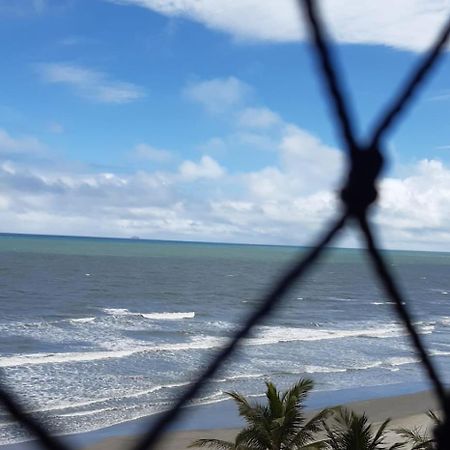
[107,0,450,52]
[197,137,227,154]
[278,125,344,191]
[179,155,225,180]
[0,128,45,154]
[237,107,281,129]
[183,76,250,113]
[133,143,174,163]
[233,131,277,151]
[379,159,450,230]
[5,79,450,249]
[36,63,145,104]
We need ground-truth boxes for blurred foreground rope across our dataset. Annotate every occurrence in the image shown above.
[1,1,450,449]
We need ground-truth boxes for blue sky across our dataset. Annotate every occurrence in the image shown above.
[2,0,450,250]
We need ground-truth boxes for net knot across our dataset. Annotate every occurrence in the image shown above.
[340,147,384,216]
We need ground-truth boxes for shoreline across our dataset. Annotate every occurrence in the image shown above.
[0,381,437,450]
[86,389,439,450]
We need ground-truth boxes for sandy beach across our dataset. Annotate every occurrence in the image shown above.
[84,390,439,450]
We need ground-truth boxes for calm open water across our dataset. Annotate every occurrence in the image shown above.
[1,233,450,444]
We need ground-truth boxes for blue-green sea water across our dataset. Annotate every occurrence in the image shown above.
[1,233,450,444]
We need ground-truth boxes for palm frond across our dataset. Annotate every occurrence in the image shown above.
[235,427,270,450]
[387,442,406,450]
[395,426,430,446]
[283,379,314,408]
[288,409,332,448]
[369,417,391,449]
[191,379,330,450]
[188,438,236,449]
[265,381,283,419]
[225,391,266,426]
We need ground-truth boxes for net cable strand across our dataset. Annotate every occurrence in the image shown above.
[0,383,71,450]
[1,0,450,448]
[356,213,447,409]
[299,0,358,157]
[369,15,450,148]
[131,212,348,450]
[300,0,448,422]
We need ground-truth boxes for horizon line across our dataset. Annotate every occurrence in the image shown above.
[0,231,447,255]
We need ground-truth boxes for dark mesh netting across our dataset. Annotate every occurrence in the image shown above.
[3,1,450,448]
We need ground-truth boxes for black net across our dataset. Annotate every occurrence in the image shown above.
[3,1,450,448]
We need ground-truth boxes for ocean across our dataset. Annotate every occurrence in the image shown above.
[0,233,450,445]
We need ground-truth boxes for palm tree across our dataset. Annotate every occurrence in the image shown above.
[322,407,403,450]
[395,410,441,450]
[189,378,331,449]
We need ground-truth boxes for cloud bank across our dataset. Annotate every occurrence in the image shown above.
[2,75,450,250]
[108,0,450,52]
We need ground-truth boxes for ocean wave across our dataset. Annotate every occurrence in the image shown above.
[325,296,354,302]
[386,356,419,366]
[370,301,406,305]
[0,336,225,367]
[430,349,450,357]
[141,312,195,320]
[56,407,112,418]
[191,391,227,406]
[103,308,130,316]
[103,308,195,320]
[69,317,96,323]
[246,323,430,345]
[347,361,384,371]
[211,373,265,383]
[0,321,435,368]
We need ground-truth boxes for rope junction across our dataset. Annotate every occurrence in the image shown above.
[2,1,450,449]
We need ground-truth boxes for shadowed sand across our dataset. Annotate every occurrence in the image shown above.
[85,390,439,450]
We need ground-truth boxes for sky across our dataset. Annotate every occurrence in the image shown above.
[2,0,450,250]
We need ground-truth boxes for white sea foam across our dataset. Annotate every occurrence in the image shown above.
[245,323,413,345]
[56,407,111,418]
[303,365,347,373]
[0,350,137,367]
[103,308,195,320]
[116,381,191,401]
[0,321,435,368]
[141,312,195,320]
[348,361,384,370]
[430,349,450,357]
[211,373,265,383]
[69,317,96,323]
[0,336,225,367]
[103,308,131,316]
[326,296,353,302]
[386,356,419,366]
[26,381,193,416]
[370,301,406,305]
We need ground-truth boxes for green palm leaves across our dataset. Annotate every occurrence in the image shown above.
[395,410,441,450]
[189,378,330,450]
[323,407,403,450]
[189,379,436,450]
